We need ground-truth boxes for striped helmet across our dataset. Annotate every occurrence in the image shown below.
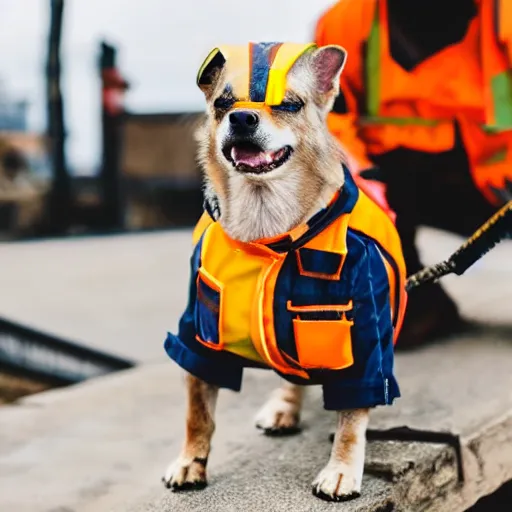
[196,42,317,108]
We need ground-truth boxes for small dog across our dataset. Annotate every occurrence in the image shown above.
[162,42,407,502]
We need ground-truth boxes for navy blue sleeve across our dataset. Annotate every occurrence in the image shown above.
[164,235,245,392]
[322,239,399,410]
[351,241,399,402]
[352,243,394,353]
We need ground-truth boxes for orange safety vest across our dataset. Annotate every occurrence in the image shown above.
[165,168,406,409]
[320,0,512,206]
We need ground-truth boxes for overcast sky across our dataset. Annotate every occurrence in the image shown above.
[0,0,336,173]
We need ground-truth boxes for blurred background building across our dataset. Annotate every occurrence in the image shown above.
[0,0,334,239]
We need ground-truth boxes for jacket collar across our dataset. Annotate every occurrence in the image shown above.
[260,164,359,253]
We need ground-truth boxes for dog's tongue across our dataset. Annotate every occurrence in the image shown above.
[231,146,272,168]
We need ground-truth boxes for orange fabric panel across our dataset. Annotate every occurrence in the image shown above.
[252,254,309,379]
[359,120,456,155]
[299,212,349,279]
[303,209,348,253]
[376,2,484,114]
[316,0,375,171]
[352,174,395,222]
[192,212,213,246]
[316,0,512,207]
[350,189,406,279]
[481,0,509,81]
[293,317,354,370]
[204,226,307,377]
[315,1,397,215]
[287,300,353,313]
[458,117,512,205]
[327,112,374,170]
[315,0,375,98]
[349,188,408,339]
[216,44,251,101]
[366,0,482,153]
[200,223,271,363]
[498,0,512,63]
[253,221,309,246]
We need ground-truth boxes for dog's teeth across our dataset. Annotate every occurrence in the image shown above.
[265,153,273,164]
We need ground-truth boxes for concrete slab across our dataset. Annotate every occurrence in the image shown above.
[0,223,510,510]
[416,228,512,325]
[0,231,193,363]
[0,226,510,364]
[1,332,511,512]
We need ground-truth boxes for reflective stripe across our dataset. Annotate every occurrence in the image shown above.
[365,4,380,117]
[359,115,511,133]
[483,147,507,164]
[265,42,316,106]
[358,116,441,127]
[196,47,224,86]
[490,71,512,128]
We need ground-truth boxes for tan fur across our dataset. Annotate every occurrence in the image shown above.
[254,381,304,433]
[164,45,370,502]
[163,374,218,489]
[195,50,346,242]
[312,409,369,499]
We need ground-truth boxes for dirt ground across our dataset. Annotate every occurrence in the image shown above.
[0,372,51,404]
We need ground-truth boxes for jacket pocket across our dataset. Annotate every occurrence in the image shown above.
[195,267,224,350]
[287,301,354,370]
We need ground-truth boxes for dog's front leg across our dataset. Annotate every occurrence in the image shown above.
[255,381,304,436]
[312,408,369,501]
[163,373,218,491]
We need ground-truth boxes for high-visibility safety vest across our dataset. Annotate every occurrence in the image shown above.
[316,0,512,205]
[164,167,407,411]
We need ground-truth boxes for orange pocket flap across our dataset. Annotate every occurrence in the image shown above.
[292,318,354,370]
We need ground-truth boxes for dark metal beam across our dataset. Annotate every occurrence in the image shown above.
[0,316,135,385]
[46,0,71,234]
[99,41,129,230]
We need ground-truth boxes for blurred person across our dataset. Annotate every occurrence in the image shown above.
[315,0,512,349]
[0,142,46,235]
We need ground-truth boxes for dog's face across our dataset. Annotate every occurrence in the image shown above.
[196,42,346,181]
[195,42,347,240]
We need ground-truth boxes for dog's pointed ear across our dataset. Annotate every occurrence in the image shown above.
[310,45,347,95]
[197,48,227,99]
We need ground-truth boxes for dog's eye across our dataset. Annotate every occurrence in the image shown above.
[213,96,235,110]
[271,100,304,113]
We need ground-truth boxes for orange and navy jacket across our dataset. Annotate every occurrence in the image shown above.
[164,166,407,410]
[316,0,512,207]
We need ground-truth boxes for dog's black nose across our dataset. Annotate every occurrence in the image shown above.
[229,110,259,131]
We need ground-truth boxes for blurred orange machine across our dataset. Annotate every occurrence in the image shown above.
[316,0,512,208]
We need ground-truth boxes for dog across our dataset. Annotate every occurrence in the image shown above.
[162,42,407,502]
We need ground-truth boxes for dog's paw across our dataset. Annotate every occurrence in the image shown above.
[255,395,301,436]
[312,460,362,502]
[162,456,208,492]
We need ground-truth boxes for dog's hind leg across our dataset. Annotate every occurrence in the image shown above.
[312,408,369,502]
[255,381,304,436]
[163,373,218,491]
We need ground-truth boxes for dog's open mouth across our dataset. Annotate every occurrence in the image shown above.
[223,142,293,174]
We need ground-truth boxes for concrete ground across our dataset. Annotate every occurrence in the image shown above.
[0,230,193,363]
[0,334,511,512]
[0,227,510,511]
